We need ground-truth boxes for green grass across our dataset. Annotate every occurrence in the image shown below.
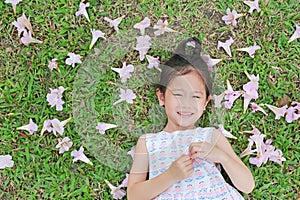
[0,0,299,199]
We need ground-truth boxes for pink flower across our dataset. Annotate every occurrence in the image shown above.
[55,137,73,154]
[146,55,160,71]
[46,86,65,111]
[288,24,300,43]
[242,72,259,113]
[120,173,129,188]
[268,149,286,166]
[153,20,176,36]
[217,37,234,57]
[71,146,93,165]
[250,103,268,115]
[134,17,151,35]
[75,2,90,22]
[127,145,136,159]
[12,13,34,37]
[48,58,59,72]
[285,106,300,123]
[104,179,126,199]
[96,122,117,134]
[237,42,261,58]
[242,124,261,135]
[111,62,134,83]
[221,8,243,27]
[20,30,42,46]
[202,54,222,72]
[212,92,225,108]
[17,118,38,135]
[224,80,242,109]
[240,139,255,157]
[265,104,288,120]
[41,118,71,136]
[0,155,14,169]
[5,0,22,14]
[243,0,261,14]
[113,89,136,105]
[104,16,124,33]
[65,52,82,68]
[89,29,105,49]
[135,35,151,61]
[218,124,237,139]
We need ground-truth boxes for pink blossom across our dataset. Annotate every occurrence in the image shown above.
[0,155,14,169]
[20,30,42,46]
[250,103,268,115]
[242,72,259,113]
[240,139,256,157]
[134,17,151,35]
[288,24,300,43]
[96,122,117,134]
[146,55,160,71]
[285,106,300,123]
[153,20,176,36]
[40,119,52,135]
[268,149,286,166]
[5,0,22,14]
[237,42,261,58]
[265,104,288,120]
[89,29,106,49]
[111,62,134,83]
[221,8,243,27]
[243,0,261,14]
[202,54,222,72]
[113,89,136,105]
[217,37,234,57]
[104,16,124,33]
[243,124,261,135]
[41,118,71,136]
[212,92,225,108]
[127,145,136,159]
[71,146,93,165]
[17,118,38,135]
[218,124,237,139]
[75,2,90,22]
[224,80,242,109]
[12,13,34,36]
[48,58,59,71]
[135,35,151,61]
[65,52,82,68]
[46,86,65,111]
[55,137,73,154]
[120,173,129,188]
[249,155,268,167]
[104,179,126,199]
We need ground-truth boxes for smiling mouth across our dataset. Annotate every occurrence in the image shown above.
[177,112,193,117]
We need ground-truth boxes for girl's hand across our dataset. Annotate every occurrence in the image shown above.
[167,154,194,182]
[189,142,226,163]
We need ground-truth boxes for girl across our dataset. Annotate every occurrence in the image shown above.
[127,38,255,199]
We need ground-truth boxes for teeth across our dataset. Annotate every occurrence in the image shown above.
[178,112,192,116]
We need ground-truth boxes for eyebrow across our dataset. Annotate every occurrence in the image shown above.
[172,89,204,94]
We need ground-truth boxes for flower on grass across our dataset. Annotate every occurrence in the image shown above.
[120,173,129,188]
[242,72,259,113]
[89,29,106,49]
[135,35,151,61]
[250,103,268,115]
[202,54,222,72]
[20,30,42,46]
[222,8,243,27]
[212,92,225,108]
[285,103,300,123]
[71,146,93,165]
[217,37,234,57]
[134,17,151,35]
[55,137,73,154]
[41,118,71,136]
[0,155,14,169]
[46,86,65,111]
[96,122,117,134]
[65,53,82,68]
[5,0,22,14]
[104,16,124,33]
[17,118,38,135]
[75,2,90,22]
[48,58,59,72]
[224,80,242,109]
[104,179,126,199]
[111,62,134,83]
[153,20,176,36]
[127,145,136,159]
[218,124,237,139]
[113,89,136,105]
[237,42,261,58]
[288,24,300,43]
[242,124,261,135]
[265,104,287,120]
[243,0,261,14]
[268,149,286,166]
[146,55,160,71]
[12,13,34,36]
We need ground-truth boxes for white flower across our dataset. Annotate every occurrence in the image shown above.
[153,20,176,36]
[17,118,38,135]
[96,122,117,134]
[65,53,82,68]
[218,124,237,139]
[135,35,151,61]
[46,86,65,111]
[104,179,126,199]
[12,13,33,36]
[75,2,90,22]
[89,29,106,49]
[71,146,93,165]
[55,137,73,154]
[111,62,134,83]
[104,16,124,33]
[41,118,71,136]
[20,30,42,46]
[134,17,151,35]
[146,55,160,71]
[217,37,234,57]
[288,24,300,43]
[0,155,14,169]
[5,0,22,14]
[113,88,136,105]
[48,58,59,71]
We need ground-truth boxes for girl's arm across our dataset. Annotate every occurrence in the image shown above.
[189,130,255,194]
[127,134,194,200]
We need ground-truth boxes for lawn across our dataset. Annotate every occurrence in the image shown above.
[0,0,299,199]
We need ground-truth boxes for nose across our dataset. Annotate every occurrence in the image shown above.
[179,95,195,108]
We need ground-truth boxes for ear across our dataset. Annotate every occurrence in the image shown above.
[204,95,211,108]
[156,88,165,106]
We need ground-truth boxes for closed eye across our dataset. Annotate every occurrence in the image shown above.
[193,96,201,99]
[173,93,182,97]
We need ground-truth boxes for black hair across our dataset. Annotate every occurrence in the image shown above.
[156,37,213,99]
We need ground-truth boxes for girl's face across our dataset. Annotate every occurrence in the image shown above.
[156,70,210,132]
